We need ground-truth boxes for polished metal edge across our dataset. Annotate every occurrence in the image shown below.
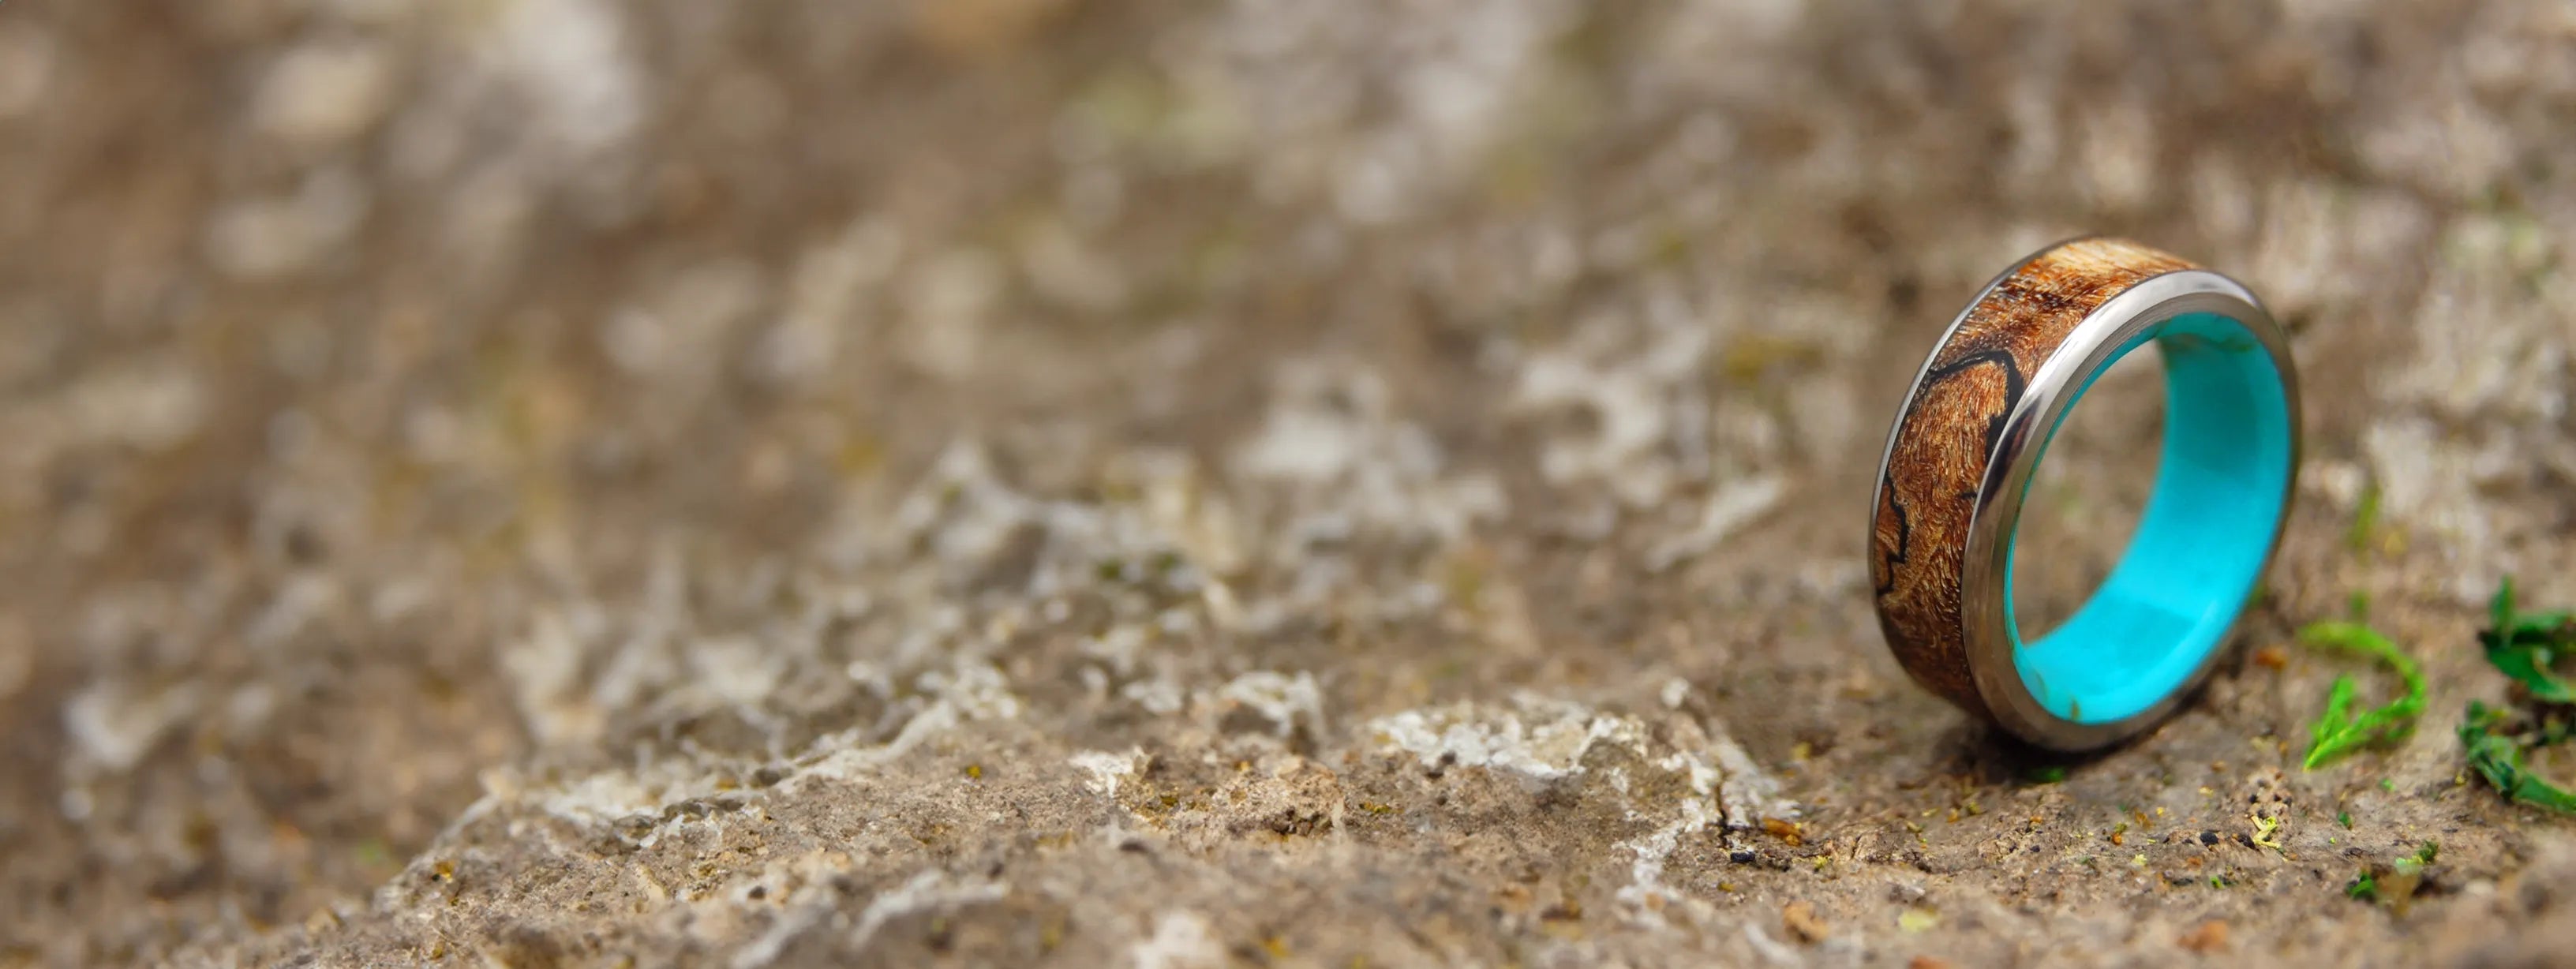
[1865,237,2095,602]
[1958,270,2302,751]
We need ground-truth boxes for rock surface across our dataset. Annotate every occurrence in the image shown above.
[4,1,2576,966]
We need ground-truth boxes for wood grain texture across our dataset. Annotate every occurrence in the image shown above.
[1870,238,2196,721]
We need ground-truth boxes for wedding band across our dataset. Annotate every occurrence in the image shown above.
[1868,238,2300,750]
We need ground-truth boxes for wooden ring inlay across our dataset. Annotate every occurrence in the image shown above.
[1869,238,2197,723]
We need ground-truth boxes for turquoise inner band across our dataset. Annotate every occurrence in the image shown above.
[2005,312,2293,724]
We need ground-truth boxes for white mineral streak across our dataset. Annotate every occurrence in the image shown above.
[847,871,1008,952]
[1196,0,1570,223]
[1368,696,1793,930]
[728,900,829,969]
[1131,910,1226,969]
[1713,735,1797,829]
[1645,475,1785,571]
[66,360,209,452]
[479,0,644,165]
[900,248,1005,380]
[204,170,373,279]
[2245,180,2429,321]
[1212,670,1324,736]
[477,657,1027,836]
[531,769,671,829]
[729,869,1006,969]
[1742,921,1804,966]
[1661,678,1692,709]
[1123,678,1188,716]
[1366,697,1646,780]
[501,608,602,748]
[1516,349,1678,505]
[255,39,395,147]
[1616,797,1720,920]
[1071,749,1144,798]
[756,218,903,389]
[1232,364,1507,546]
[63,682,201,773]
[800,662,1024,782]
[1627,728,1792,928]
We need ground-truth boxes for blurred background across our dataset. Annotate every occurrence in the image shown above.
[4,1,2574,965]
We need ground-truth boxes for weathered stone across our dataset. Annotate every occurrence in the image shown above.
[4,2,2576,967]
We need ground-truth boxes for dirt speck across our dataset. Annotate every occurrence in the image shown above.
[1783,901,1830,945]
[2181,920,2231,954]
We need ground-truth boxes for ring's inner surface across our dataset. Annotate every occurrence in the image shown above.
[2004,312,2293,724]
[2005,346,2161,644]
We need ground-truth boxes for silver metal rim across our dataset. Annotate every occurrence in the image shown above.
[1958,269,2301,751]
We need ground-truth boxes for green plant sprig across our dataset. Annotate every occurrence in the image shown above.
[2479,577,2576,703]
[2460,701,2576,814]
[2299,621,2426,770]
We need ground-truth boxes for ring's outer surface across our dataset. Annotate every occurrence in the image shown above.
[1868,238,2300,751]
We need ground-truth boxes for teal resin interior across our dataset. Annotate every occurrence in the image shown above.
[2005,312,2293,724]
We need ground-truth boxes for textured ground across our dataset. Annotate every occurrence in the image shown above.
[6,1,2576,966]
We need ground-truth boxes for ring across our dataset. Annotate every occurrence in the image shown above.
[1868,238,2300,750]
